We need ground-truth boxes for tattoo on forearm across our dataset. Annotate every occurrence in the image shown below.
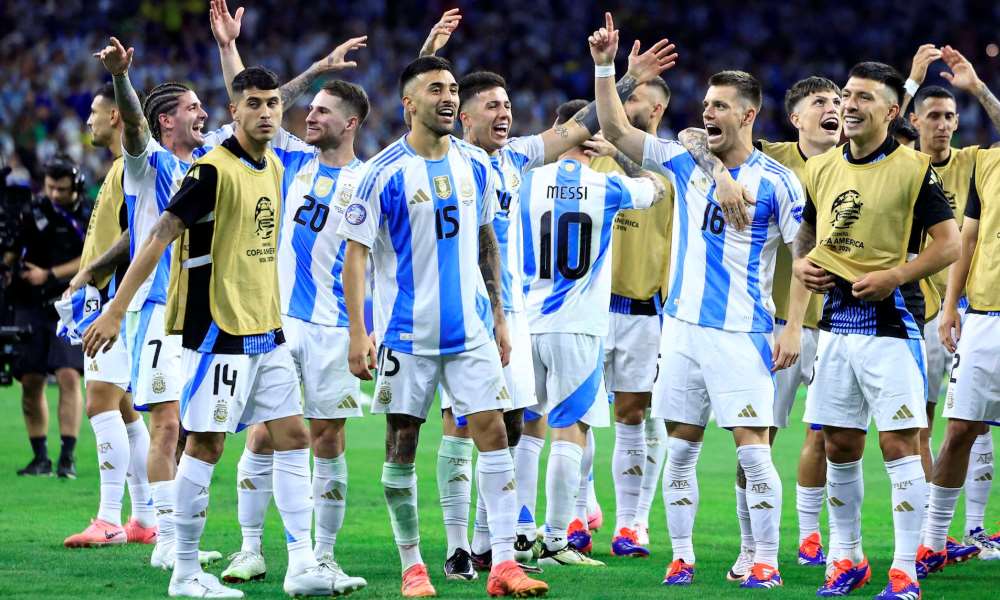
[616,74,639,101]
[574,75,642,135]
[279,69,315,107]
[478,225,504,317]
[793,221,816,259]
[151,212,186,243]
[553,125,569,139]
[977,87,1000,135]
[615,151,644,177]
[113,73,148,149]
[86,231,131,277]
[678,128,726,177]
[647,174,668,204]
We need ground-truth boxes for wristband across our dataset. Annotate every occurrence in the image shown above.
[594,64,615,78]
[904,78,920,97]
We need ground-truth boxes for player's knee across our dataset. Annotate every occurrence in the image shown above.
[311,419,345,458]
[943,419,981,448]
[503,409,524,447]
[186,432,225,463]
[54,368,80,394]
[245,424,274,454]
[386,415,423,463]
[824,429,865,462]
[85,382,120,417]
[877,429,920,461]
[20,375,46,400]
[613,393,647,424]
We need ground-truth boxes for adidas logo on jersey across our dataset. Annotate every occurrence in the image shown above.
[894,501,915,512]
[321,488,344,501]
[828,497,845,507]
[99,461,115,471]
[670,497,693,506]
[337,396,359,409]
[238,479,257,491]
[974,473,993,482]
[409,190,432,205]
[750,501,774,510]
[448,473,470,483]
[891,405,915,420]
[622,465,643,476]
[737,405,758,418]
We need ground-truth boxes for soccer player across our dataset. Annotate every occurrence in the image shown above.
[339,56,548,598]
[61,82,156,547]
[85,66,343,599]
[520,96,669,568]
[793,62,960,599]
[592,13,808,589]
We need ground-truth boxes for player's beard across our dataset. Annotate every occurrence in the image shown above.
[422,112,454,137]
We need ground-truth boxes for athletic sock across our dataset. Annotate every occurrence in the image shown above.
[174,454,214,579]
[735,484,755,550]
[471,459,492,555]
[886,455,926,580]
[60,435,77,461]
[91,410,129,526]
[382,462,422,571]
[543,441,584,551]
[313,454,347,560]
[612,422,645,532]
[236,448,273,554]
[124,417,155,527]
[827,459,864,563]
[586,429,599,514]
[575,435,596,525]
[964,433,993,534]
[923,483,961,552]
[477,449,518,563]
[796,484,825,545]
[514,434,544,537]
[436,435,473,556]
[738,444,782,569]
[663,437,702,564]
[151,480,176,545]
[273,449,318,575]
[29,436,48,461]
[635,417,667,527]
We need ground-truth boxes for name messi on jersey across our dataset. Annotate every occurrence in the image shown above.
[546,185,588,200]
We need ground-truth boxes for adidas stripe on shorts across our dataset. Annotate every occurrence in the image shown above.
[282,314,362,419]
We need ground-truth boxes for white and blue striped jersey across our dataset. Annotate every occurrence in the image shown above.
[337,135,498,356]
[641,135,804,333]
[122,126,231,312]
[492,135,545,313]
[521,159,657,336]
[271,129,362,327]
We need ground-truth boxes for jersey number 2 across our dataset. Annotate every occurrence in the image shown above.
[539,210,593,280]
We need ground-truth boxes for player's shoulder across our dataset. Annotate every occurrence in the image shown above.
[892,143,932,170]
[805,143,846,171]
[974,146,1000,176]
[356,138,412,195]
[452,136,492,164]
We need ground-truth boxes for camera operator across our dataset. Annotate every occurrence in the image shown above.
[7,156,91,478]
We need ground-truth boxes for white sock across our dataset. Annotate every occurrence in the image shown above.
[151,480,176,545]
[174,455,214,579]
[635,417,667,527]
[735,484,755,550]
[964,433,993,534]
[663,437,702,564]
[437,436,473,556]
[886,456,926,580]
[91,410,129,526]
[827,459,864,563]
[575,435,595,526]
[236,449,273,554]
[514,434,544,536]
[739,444,782,569]
[543,441,584,550]
[796,484,825,544]
[477,449,518,564]
[124,417,155,527]
[273,449,318,575]
[313,454,347,560]
[923,483,961,552]
[383,462,422,571]
[472,461,491,555]
[613,422,645,532]
[586,429,599,514]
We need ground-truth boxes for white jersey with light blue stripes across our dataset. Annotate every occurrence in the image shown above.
[271,128,362,327]
[337,135,498,356]
[122,126,231,312]
[641,134,804,333]
[491,135,545,313]
[521,159,657,336]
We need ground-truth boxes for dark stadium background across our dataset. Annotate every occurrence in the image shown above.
[3,0,999,195]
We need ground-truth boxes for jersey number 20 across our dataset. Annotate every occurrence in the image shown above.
[540,210,593,280]
[294,195,330,232]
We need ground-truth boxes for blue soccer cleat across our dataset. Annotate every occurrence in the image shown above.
[567,518,592,555]
[798,532,827,566]
[741,563,783,589]
[873,568,921,600]
[816,557,871,597]
[945,536,980,564]
[610,527,649,558]
[662,559,695,586]
[915,545,946,579]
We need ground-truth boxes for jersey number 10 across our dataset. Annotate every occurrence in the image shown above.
[539,210,593,280]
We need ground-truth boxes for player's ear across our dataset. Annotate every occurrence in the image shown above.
[789,112,800,131]
[886,103,900,123]
[908,111,918,126]
[345,115,359,132]
[229,101,238,123]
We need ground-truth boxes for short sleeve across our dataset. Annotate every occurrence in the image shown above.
[270,127,317,172]
[165,164,218,227]
[122,137,159,189]
[774,171,806,244]
[641,133,686,182]
[336,162,384,249]
[607,173,656,210]
[505,135,546,172]
[202,123,234,147]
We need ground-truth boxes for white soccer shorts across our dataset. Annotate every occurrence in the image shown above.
[773,322,820,428]
[179,344,302,433]
[943,313,1000,423]
[922,315,953,405]
[85,321,131,391]
[529,332,610,429]
[282,315,362,419]
[603,312,662,393]
[125,302,182,409]
[652,316,775,429]
[372,341,509,421]
[804,331,928,431]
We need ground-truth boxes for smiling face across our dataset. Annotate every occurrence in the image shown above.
[231,87,282,144]
[404,69,458,137]
[841,77,898,144]
[304,90,355,149]
[161,90,208,147]
[790,90,842,150]
[460,86,512,154]
[702,85,754,154]
[911,95,959,157]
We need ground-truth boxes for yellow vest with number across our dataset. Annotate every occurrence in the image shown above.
[967,149,1000,310]
[166,145,283,335]
[80,156,125,290]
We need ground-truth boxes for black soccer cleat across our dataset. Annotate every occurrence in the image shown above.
[17,456,53,476]
[471,548,492,572]
[57,455,77,479]
[444,548,478,581]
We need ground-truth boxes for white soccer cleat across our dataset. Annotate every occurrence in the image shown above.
[964,528,1000,560]
[168,571,244,598]
[632,522,650,547]
[221,551,267,583]
[318,554,368,596]
[726,545,756,581]
[152,541,226,570]
[537,543,605,567]
[283,565,336,597]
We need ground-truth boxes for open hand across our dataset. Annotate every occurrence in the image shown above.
[314,36,368,73]
[419,8,461,57]
[626,38,678,83]
[209,0,244,47]
[908,43,942,86]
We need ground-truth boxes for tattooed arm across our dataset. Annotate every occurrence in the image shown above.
[792,200,835,294]
[279,37,368,107]
[95,38,149,156]
[67,231,131,295]
[676,127,755,231]
[479,224,511,366]
[539,75,643,163]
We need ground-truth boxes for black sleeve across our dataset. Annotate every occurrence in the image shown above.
[802,191,817,226]
[964,165,981,220]
[913,165,956,231]
[165,164,218,227]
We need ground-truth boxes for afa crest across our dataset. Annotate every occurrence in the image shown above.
[151,371,167,394]
[213,400,228,424]
[337,183,355,207]
[313,176,334,198]
[377,384,393,405]
[459,178,475,205]
[433,175,453,199]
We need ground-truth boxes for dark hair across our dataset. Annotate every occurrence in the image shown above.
[784,76,841,117]
[44,154,84,193]
[399,56,454,97]
[458,71,507,107]
[142,82,191,142]
[642,76,671,104]
[913,85,956,112]
[708,70,762,109]
[93,82,117,105]
[555,99,589,125]
[890,116,919,143]
[848,61,905,105]
[232,66,281,96]
[321,80,370,126]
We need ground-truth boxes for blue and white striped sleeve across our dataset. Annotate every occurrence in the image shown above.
[774,170,806,244]
[270,127,316,170]
[506,135,546,172]
[607,173,656,210]
[641,133,686,184]
[337,162,383,248]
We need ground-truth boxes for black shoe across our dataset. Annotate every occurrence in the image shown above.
[470,548,492,572]
[444,548,477,581]
[57,455,76,479]
[17,456,53,476]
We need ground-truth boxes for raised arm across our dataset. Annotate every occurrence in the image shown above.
[96,37,149,156]
[418,8,461,57]
[343,240,376,380]
[209,0,245,98]
[900,44,942,115]
[278,37,368,106]
[940,45,1000,135]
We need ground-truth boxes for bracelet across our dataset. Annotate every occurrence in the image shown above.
[904,78,920,97]
[594,64,615,78]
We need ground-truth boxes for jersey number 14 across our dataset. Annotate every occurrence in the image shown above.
[539,210,593,280]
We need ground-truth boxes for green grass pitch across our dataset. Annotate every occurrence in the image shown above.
[0,381,997,599]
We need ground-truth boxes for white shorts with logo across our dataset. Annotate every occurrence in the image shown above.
[773,323,820,428]
[529,332,610,429]
[85,321,131,391]
[373,342,509,420]
[179,344,302,433]
[923,315,953,405]
[652,316,775,429]
[282,315,362,419]
[604,312,662,393]
[125,302,182,408]
[440,310,536,415]
[943,313,1000,423]
[804,331,928,431]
